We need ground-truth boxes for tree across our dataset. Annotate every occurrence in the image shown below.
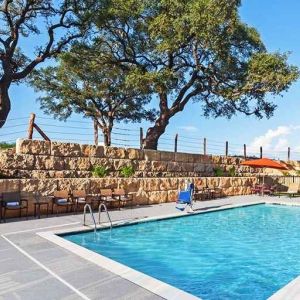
[31,44,157,146]
[91,0,299,149]
[0,0,96,127]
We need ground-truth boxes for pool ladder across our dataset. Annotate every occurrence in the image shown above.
[83,203,112,232]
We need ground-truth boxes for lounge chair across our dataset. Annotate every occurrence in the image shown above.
[113,189,133,209]
[176,183,194,211]
[279,183,300,198]
[51,190,73,215]
[72,190,88,213]
[0,192,28,222]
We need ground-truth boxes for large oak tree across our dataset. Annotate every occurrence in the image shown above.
[91,0,299,149]
[0,0,96,127]
[31,45,157,146]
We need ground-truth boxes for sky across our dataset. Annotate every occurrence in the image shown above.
[2,0,300,159]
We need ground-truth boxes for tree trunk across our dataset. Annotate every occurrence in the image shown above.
[0,84,11,128]
[143,114,170,149]
[103,126,112,146]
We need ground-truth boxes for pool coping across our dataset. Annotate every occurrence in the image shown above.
[37,200,300,300]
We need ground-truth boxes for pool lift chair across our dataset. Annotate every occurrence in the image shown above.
[176,182,194,213]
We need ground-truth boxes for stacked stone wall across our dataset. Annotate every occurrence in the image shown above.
[0,139,258,179]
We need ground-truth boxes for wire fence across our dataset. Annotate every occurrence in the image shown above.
[0,114,299,161]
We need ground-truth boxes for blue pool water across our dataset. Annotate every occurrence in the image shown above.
[64,204,300,299]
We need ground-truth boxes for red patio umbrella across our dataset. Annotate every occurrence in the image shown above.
[241,158,288,194]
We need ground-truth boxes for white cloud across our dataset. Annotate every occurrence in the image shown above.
[274,138,289,151]
[179,126,198,133]
[250,126,292,151]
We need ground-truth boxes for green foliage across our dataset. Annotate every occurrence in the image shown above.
[0,142,15,149]
[213,167,224,177]
[228,166,236,177]
[282,171,290,176]
[92,165,108,178]
[120,165,135,178]
[85,0,298,149]
[296,170,300,176]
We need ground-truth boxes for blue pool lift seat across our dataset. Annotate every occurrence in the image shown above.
[176,183,194,211]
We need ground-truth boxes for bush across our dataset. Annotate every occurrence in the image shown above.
[0,142,15,149]
[120,165,135,178]
[228,166,236,177]
[213,167,224,177]
[92,165,108,178]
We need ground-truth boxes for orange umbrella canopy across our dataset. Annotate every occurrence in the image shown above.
[241,158,288,170]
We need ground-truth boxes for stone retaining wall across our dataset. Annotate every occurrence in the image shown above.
[0,176,257,218]
[0,139,258,179]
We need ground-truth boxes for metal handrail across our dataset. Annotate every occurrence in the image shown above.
[83,204,97,232]
[98,203,112,229]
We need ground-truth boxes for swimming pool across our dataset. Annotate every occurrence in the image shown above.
[63,204,300,299]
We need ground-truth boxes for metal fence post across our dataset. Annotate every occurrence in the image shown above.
[225,141,228,157]
[140,127,143,149]
[260,146,263,158]
[243,144,247,159]
[203,138,207,155]
[174,133,178,153]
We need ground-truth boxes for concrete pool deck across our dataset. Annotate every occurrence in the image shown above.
[1,195,300,300]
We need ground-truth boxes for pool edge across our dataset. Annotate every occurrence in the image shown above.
[38,200,300,300]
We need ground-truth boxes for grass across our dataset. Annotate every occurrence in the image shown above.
[0,142,16,149]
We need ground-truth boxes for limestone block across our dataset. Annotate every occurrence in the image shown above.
[160,151,175,162]
[193,163,205,173]
[138,161,151,172]
[113,159,136,171]
[57,178,91,192]
[167,162,181,172]
[151,161,168,172]
[16,139,51,155]
[35,155,65,170]
[81,144,104,157]
[191,154,203,163]
[174,152,190,163]
[144,149,161,161]
[167,190,178,202]
[181,163,194,172]
[7,154,35,170]
[134,187,149,205]
[64,157,91,171]
[117,178,141,193]
[142,178,161,191]
[148,191,168,204]
[51,142,81,157]
[90,158,114,171]
[126,148,144,160]
[104,147,126,159]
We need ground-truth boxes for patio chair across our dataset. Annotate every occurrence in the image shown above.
[251,184,262,195]
[72,190,88,213]
[209,187,223,199]
[113,189,134,210]
[0,192,28,222]
[279,183,300,198]
[51,190,73,216]
[100,189,119,209]
[193,187,208,201]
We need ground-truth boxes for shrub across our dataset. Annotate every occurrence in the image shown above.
[228,166,236,177]
[213,167,224,177]
[0,142,15,149]
[120,165,135,178]
[92,165,108,178]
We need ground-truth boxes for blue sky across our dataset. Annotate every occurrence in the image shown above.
[2,0,300,159]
